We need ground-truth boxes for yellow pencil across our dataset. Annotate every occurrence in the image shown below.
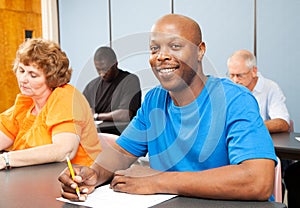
[66,156,80,198]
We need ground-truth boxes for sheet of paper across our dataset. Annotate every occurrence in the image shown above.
[57,184,177,208]
[295,137,300,142]
[94,120,103,125]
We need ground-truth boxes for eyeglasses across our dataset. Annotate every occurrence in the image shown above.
[227,70,251,79]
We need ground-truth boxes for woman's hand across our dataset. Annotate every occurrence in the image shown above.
[0,154,6,170]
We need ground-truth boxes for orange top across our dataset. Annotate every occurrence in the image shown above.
[0,84,101,166]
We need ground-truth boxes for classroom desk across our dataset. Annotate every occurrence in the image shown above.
[0,162,286,208]
[271,132,300,160]
[96,121,129,135]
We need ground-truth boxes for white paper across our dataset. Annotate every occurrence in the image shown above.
[57,184,177,208]
[295,137,300,142]
[94,120,103,125]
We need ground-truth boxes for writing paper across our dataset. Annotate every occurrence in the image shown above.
[57,184,177,208]
[94,120,103,125]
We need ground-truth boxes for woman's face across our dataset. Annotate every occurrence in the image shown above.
[16,63,52,99]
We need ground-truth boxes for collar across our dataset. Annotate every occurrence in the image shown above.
[253,72,264,93]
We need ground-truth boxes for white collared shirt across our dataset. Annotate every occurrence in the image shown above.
[252,72,290,123]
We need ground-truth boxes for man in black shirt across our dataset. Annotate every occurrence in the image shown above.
[83,47,141,124]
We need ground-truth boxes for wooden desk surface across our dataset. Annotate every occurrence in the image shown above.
[271,132,300,160]
[0,162,68,207]
[156,196,286,208]
[0,163,286,208]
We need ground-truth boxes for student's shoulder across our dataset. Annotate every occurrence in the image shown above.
[206,76,246,90]
[87,77,101,86]
[82,77,101,91]
[263,76,282,90]
[220,77,251,94]
[119,69,140,80]
[208,76,254,101]
[144,85,167,100]
[51,84,86,102]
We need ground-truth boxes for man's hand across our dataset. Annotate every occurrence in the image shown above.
[58,166,98,201]
[110,164,161,195]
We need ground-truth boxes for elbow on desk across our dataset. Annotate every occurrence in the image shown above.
[248,184,273,201]
[52,144,78,163]
[239,178,274,201]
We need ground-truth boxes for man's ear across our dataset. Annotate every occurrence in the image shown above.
[112,61,118,69]
[253,66,258,73]
[198,42,206,62]
[251,66,258,77]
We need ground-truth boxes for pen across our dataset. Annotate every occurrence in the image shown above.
[66,156,80,198]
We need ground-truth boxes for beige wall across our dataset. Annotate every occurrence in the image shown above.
[0,0,42,112]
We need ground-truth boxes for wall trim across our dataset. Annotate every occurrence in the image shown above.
[41,0,59,43]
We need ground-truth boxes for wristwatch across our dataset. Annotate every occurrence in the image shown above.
[2,152,11,169]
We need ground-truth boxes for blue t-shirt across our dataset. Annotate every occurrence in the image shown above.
[117,76,277,172]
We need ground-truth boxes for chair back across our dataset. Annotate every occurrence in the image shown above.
[289,119,294,132]
[273,156,282,202]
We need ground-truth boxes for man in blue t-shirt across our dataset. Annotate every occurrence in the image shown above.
[59,14,277,201]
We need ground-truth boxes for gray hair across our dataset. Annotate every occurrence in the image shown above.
[227,50,257,69]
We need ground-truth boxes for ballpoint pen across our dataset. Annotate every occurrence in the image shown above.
[66,156,81,198]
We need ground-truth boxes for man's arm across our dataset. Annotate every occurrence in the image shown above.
[59,137,275,201]
[59,136,138,201]
[265,81,290,133]
[95,74,141,122]
[96,109,132,121]
[108,74,141,122]
[265,118,289,133]
[111,158,275,201]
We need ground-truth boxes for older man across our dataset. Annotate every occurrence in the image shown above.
[227,50,290,133]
